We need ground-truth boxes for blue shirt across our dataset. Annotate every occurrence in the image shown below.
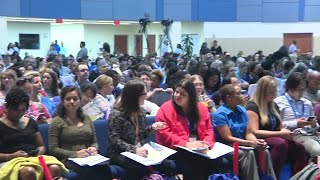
[212,104,248,144]
[41,96,56,116]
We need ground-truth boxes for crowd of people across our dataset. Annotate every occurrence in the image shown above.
[0,39,320,180]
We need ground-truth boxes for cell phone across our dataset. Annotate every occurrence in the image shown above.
[307,116,316,121]
[27,150,39,156]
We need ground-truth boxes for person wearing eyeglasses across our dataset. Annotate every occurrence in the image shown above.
[275,72,320,159]
[246,75,307,178]
[107,79,166,180]
[72,63,90,90]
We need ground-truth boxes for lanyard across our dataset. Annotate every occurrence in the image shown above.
[285,95,304,118]
[268,112,277,131]
[131,115,140,142]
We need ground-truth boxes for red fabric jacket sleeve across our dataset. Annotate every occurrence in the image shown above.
[156,101,189,149]
[156,101,215,149]
[197,103,215,149]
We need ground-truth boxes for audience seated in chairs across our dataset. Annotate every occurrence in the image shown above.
[48,85,112,180]
[246,75,307,178]
[156,79,221,180]
[107,79,168,180]
[16,75,53,124]
[212,84,276,180]
[0,69,18,104]
[190,74,216,112]
[0,88,66,180]
[275,72,320,159]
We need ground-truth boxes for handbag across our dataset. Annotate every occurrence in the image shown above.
[208,142,240,180]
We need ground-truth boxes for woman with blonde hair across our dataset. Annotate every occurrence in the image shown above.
[0,69,18,103]
[246,75,307,178]
[94,74,115,109]
[18,71,54,122]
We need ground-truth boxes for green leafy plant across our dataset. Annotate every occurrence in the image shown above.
[181,35,194,58]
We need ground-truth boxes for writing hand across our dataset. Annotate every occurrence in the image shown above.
[77,149,90,158]
[135,147,148,158]
[87,147,98,156]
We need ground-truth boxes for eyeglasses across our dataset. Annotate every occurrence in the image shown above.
[140,93,147,96]
[16,77,33,86]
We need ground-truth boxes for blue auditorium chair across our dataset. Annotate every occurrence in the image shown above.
[38,120,127,179]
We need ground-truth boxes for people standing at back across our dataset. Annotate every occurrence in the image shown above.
[289,40,299,54]
[210,40,222,55]
[60,42,66,56]
[54,40,60,54]
[76,41,88,60]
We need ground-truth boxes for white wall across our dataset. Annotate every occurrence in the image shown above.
[51,23,85,57]
[84,23,173,58]
[4,21,203,58]
[204,22,320,38]
[204,22,320,56]
[7,22,51,57]
[0,17,8,54]
[205,37,282,56]
[8,21,320,58]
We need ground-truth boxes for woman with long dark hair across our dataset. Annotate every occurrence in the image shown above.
[49,85,111,180]
[203,68,221,96]
[107,79,166,180]
[40,68,60,98]
[156,78,220,180]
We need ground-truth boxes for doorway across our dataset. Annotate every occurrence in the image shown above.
[148,35,156,53]
[135,35,143,56]
[114,35,128,54]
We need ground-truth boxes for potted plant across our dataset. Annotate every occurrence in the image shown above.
[181,35,194,58]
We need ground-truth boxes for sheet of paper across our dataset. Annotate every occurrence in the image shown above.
[175,142,233,159]
[68,154,109,166]
[82,102,104,121]
[121,142,176,166]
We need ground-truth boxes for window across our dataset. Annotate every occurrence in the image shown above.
[19,34,40,49]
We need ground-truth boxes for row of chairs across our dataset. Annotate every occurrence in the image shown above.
[38,116,291,179]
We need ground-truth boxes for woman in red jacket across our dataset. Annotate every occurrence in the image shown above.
[156,78,220,180]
